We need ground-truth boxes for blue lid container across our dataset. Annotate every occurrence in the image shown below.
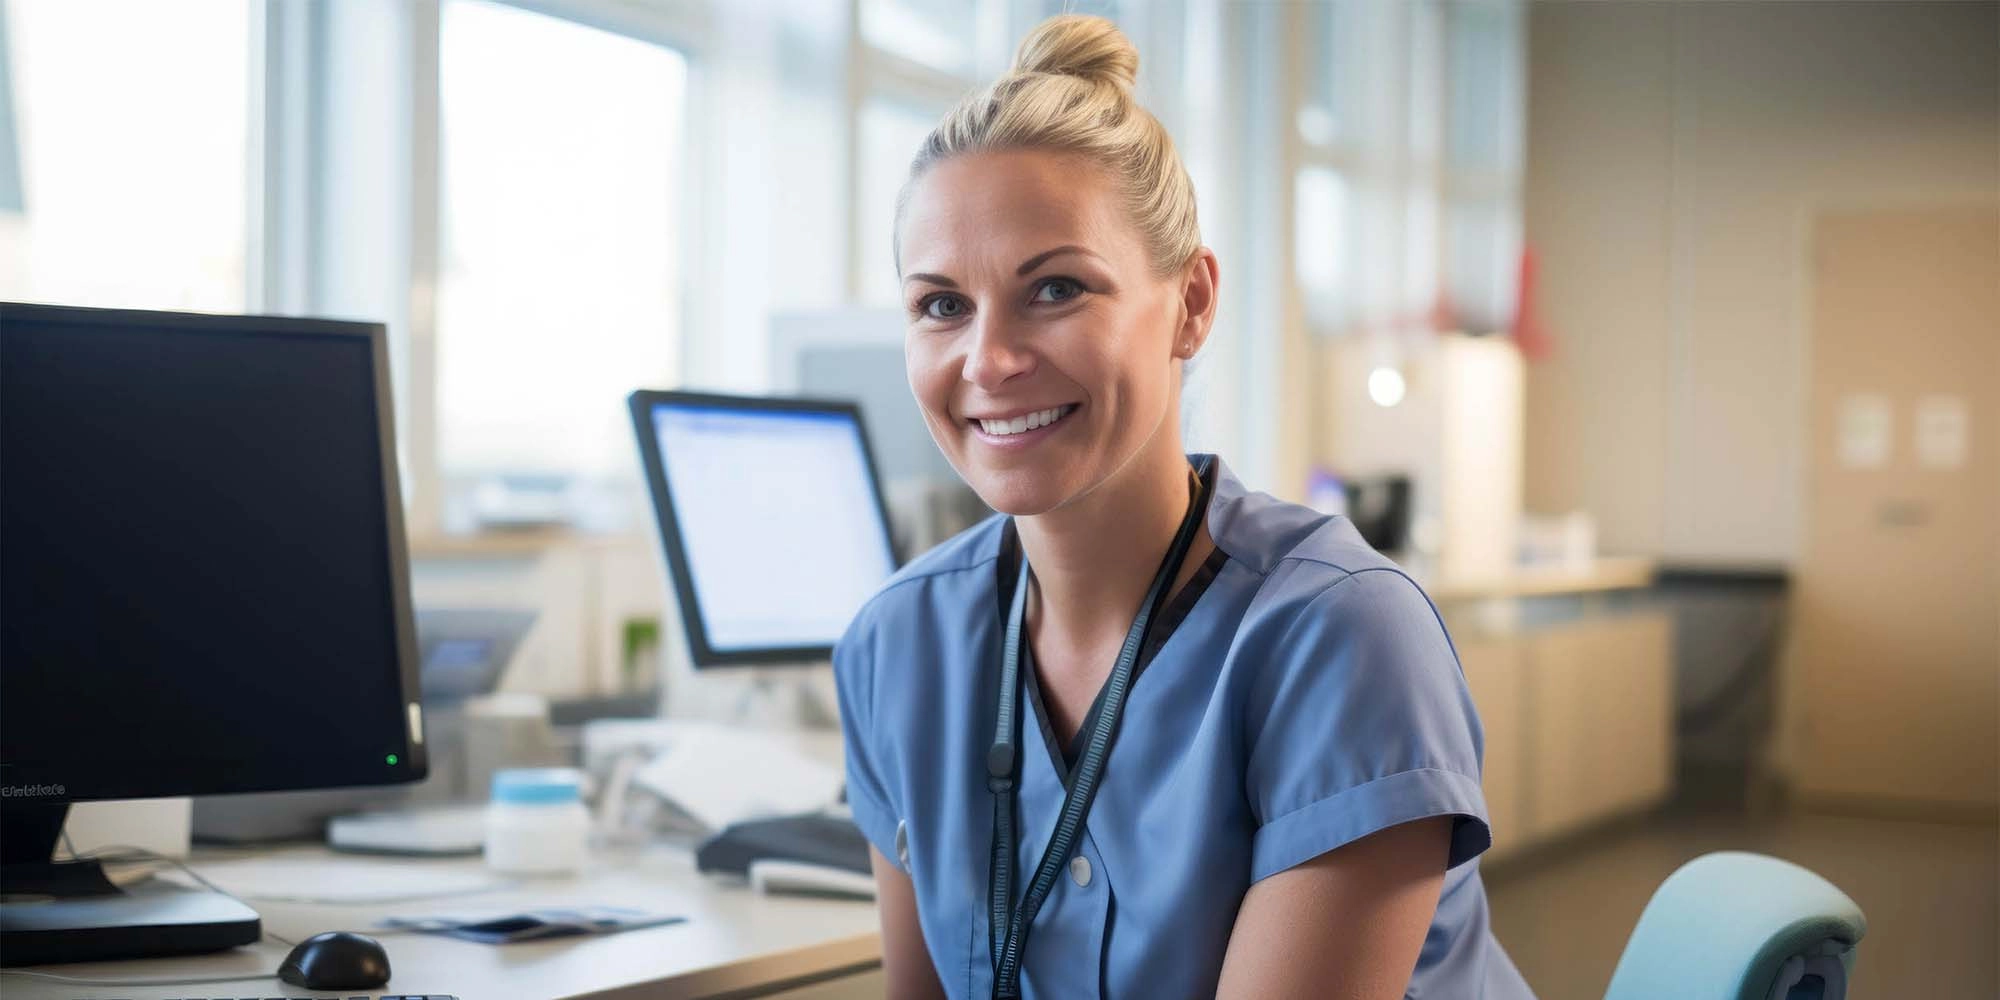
[491,767,583,806]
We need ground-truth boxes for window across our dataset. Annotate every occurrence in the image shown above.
[859,0,978,76]
[434,0,688,484]
[0,0,249,312]
[1288,0,1520,338]
[856,96,942,307]
[1294,165,1350,332]
[1444,195,1518,334]
[1446,2,1520,173]
[1296,1,1354,149]
[1442,0,1523,332]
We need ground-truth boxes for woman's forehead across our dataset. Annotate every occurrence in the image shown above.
[898,151,1142,277]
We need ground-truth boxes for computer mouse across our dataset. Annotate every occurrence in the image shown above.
[278,930,392,991]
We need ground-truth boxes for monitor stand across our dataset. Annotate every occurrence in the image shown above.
[0,801,260,966]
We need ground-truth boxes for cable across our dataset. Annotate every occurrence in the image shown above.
[77,844,511,907]
[67,844,300,948]
[0,967,278,987]
[0,845,449,988]
[238,882,518,907]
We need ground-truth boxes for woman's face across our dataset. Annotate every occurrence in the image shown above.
[897,149,1211,516]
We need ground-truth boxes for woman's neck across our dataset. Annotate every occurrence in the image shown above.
[1015,438,1211,656]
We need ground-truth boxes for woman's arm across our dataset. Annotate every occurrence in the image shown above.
[1215,816,1452,1000]
[872,846,947,1000]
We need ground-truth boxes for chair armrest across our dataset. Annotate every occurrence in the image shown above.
[1603,851,1866,1000]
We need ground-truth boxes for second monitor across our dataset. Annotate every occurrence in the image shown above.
[628,391,900,668]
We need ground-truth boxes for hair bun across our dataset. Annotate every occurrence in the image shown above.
[1011,14,1139,90]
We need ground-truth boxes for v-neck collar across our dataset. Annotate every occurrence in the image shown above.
[1015,546,1228,781]
[993,461,1231,785]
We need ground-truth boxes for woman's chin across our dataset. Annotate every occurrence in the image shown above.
[963,467,1076,518]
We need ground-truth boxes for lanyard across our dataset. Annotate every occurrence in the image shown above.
[986,456,1215,1000]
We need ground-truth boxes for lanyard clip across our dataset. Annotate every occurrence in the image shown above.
[986,740,1016,791]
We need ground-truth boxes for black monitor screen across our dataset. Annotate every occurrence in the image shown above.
[1,305,424,801]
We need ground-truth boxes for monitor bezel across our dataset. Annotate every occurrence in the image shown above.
[0,301,429,801]
[627,389,902,668]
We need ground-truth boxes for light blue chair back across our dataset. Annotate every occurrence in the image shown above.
[1603,851,1866,1000]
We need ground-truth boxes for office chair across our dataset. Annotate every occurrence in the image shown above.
[1604,852,1866,1000]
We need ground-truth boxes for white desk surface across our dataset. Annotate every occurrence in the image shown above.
[5,843,882,1000]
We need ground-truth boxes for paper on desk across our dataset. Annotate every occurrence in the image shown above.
[381,905,685,944]
[158,853,512,904]
[630,724,842,833]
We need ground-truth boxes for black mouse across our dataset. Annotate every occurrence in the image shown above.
[278,930,392,991]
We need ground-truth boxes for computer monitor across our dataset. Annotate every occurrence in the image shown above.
[628,391,899,668]
[0,302,426,965]
[769,309,991,554]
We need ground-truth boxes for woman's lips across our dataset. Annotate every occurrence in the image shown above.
[966,403,1079,449]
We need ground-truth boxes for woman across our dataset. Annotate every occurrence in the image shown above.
[834,15,1535,1000]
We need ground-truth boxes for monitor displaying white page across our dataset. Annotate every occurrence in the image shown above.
[648,401,898,655]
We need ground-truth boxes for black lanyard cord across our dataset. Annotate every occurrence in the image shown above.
[987,457,1215,1000]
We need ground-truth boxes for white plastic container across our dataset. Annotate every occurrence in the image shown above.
[485,768,590,875]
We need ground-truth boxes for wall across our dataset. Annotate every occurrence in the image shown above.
[1522,1,2000,565]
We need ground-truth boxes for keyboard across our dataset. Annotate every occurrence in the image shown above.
[694,811,871,878]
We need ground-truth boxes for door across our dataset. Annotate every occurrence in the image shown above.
[1794,205,1999,812]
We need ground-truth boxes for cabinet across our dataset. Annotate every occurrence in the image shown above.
[1522,614,1673,840]
[1455,611,1673,861]
[1457,635,1525,859]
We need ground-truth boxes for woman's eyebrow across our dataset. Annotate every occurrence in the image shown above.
[1016,244,1102,275]
[902,245,1101,287]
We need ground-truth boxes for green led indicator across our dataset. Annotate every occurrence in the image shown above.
[386,754,399,766]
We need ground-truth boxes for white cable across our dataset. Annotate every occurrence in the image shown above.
[69,844,299,948]
[0,967,278,987]
[243,884,514,906]
[81,844,508,908]
[2,844,441,988]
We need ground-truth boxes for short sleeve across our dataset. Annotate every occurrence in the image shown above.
[832,612,905,871]
[1244,568,1491,882]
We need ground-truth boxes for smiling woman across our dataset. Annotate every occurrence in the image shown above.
[897,149,1208,518]
[835,14,1536,1000]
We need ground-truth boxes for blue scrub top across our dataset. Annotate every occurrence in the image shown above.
[835,456,1535,999]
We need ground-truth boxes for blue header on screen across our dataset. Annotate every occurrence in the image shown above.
[648,401,897,655]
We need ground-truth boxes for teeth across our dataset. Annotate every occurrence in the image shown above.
[979,405,1072,437]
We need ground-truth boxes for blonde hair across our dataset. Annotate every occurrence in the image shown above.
[895,15,1200,278]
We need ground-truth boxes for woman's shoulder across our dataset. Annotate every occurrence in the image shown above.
[1209,467,1405,587]
[844,512,1009,636]
[1205,466,1442,647]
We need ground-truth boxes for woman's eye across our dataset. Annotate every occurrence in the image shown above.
[923,295,968,320]
[1031,277,1083,304]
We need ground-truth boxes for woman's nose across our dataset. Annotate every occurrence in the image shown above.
[961,315,1036,391]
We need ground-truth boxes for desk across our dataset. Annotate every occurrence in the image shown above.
[6,844,883,1000]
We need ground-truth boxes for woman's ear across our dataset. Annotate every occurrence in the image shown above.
[1176,248,1221,359]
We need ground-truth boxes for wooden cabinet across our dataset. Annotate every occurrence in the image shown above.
[1457,635,1526,860]
[1523,614,1673,840]
[1455,610,1674,860]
